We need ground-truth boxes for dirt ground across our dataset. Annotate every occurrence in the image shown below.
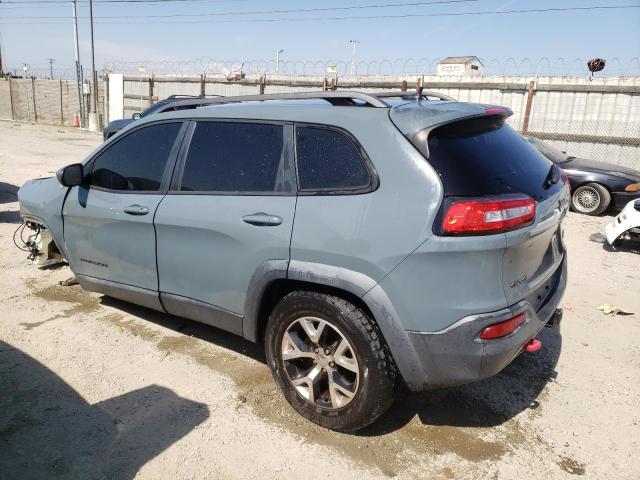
[0,120,639,480]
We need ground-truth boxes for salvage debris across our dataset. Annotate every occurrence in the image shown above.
[59,277,79,287]
[38,259,67,270]
[597,304,634,316]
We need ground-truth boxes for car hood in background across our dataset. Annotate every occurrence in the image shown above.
[565,157,640,179]
[104,118,133,132]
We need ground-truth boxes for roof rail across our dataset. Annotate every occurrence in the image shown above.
[166,94,223,99]
[164,90,454,111]
[167,91,391,110]
[372,90,455,101]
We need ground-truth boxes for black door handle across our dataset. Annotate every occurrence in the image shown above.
[124,204,150,216]
[242,213,283,226]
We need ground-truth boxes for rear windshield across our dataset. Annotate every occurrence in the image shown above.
[421,116,562,201]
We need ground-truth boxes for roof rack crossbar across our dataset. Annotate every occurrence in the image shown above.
[167,91,391,110]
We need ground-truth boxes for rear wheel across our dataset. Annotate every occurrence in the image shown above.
[265,291,396,432]
[571,183,611,215]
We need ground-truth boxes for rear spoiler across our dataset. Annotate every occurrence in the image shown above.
[404,108,513,160]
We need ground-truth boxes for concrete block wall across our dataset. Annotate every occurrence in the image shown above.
[0,78,105,126]
[0,80,12,120]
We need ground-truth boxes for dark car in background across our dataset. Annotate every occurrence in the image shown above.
[102,95,221,141]
[525,136,640,215]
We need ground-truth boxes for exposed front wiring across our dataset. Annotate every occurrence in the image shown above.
[13,222,44,262]
[12,223,31,252]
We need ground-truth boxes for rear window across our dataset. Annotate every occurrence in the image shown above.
[295,126,371,191]
[422,116,562,201]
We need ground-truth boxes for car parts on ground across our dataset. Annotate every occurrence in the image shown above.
[605,198,640,248]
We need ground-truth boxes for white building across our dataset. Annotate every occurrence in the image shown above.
[436,56,484,76]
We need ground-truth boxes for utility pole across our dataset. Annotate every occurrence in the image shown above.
[72,0,85,127]
[350,40,359,76]
[47,58,55,79]
[276,49,284,75]
[88,0,100,130]
[0,32,5,76]
[0,41,4,76]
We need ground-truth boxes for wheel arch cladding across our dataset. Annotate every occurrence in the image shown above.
[243,260,426,386]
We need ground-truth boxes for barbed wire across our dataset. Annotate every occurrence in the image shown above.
[104,56,640,77]
[6,57,640,79]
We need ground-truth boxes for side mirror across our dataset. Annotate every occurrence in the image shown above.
[132,112,141,120]
[56,163,84,187]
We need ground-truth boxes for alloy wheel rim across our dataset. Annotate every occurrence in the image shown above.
[574,186,600,212]
[281,316,359,409]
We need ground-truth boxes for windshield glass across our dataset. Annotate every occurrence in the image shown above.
[526,137,571,163]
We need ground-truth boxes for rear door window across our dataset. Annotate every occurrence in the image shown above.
[423,116,562,201]
[180,121,286,192]
[91,122,182,191]
[295,126,371,191]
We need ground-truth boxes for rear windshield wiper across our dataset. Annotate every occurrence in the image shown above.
[544,164,561,188]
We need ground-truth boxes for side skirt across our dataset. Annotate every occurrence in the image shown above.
[76,275,244,337]
[76,274,165,312]
[161,292,243,336]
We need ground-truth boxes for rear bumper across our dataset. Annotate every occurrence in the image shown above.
[403,255,566,391]
[612,191,640,209]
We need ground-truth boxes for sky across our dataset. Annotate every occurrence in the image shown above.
[0,0,639,76]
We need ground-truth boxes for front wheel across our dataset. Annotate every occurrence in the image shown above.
[571,183,611,215]
[265,291,396,432]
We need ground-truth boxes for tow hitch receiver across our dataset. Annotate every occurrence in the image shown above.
[545,308,563,328]
[524,338,542,353]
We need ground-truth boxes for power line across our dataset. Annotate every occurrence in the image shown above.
[0,0,252,3]
[1,4,639,24]
[0,0,479,18]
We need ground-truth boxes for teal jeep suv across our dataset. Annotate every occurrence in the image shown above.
[18,91,568,431]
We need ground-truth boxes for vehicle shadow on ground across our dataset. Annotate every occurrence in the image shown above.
[101,296,561,434]
[0,182,18,205]
[0,210,22,224]
[362,325,562,434]
[101,297,267,364]
[0,340,209,479]
[602,240,640,255]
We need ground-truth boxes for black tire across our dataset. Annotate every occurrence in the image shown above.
[570,182,611,215]
[265,291,396,432]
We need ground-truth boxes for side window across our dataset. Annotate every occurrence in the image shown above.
[295,126,371,191]
[91,122,182,191]
[180,122,285,192]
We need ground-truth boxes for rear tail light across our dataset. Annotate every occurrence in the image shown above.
[442,195,536,234]
[479,313,526,340]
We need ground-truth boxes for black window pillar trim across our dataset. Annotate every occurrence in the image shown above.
[169,120,197,192]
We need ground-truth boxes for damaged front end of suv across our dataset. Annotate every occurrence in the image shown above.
[16,174,69,266]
